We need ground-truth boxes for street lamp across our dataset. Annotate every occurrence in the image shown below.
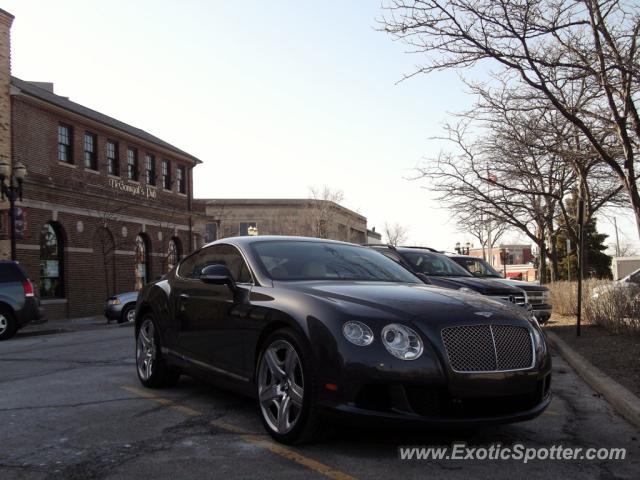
[454,242,470,255]
[499,247,510,278]
[0,156,28,261]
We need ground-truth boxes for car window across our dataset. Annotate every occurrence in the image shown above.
[180,244,253,284]
[252,241,420,283]
[0,263,27,283]
[401,252,472,277]
[452,257,502,278]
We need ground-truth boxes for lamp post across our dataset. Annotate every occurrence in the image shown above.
[499,247,510,278]
[454,242,471,255]
[0,157,28,261]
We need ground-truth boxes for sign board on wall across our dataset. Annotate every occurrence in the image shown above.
[108,178,157,200]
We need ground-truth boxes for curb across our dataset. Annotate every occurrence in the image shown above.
[546,330,640,431]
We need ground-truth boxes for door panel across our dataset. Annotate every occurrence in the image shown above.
[173,244,253,376]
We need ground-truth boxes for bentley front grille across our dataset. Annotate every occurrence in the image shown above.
[441,324,534,373]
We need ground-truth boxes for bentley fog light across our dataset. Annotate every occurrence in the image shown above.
[342,321,374,346]
[381,324,423,360]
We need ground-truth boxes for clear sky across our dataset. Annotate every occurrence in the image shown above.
[4,0,638,253]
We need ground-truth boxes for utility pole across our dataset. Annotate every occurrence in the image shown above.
[566,238,571,282]
[576,197,585,337]
[613,217,620,257]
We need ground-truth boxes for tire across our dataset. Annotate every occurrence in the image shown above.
[255,328,328,444]
[0,306,17,341]
[119,304,136,324]
[136,314,180,388]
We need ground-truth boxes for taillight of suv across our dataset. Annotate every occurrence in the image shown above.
[23,280,34,297]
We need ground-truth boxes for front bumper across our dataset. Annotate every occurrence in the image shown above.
[310,318,552,426]
[326,390,552,428]
[104,301,123,321]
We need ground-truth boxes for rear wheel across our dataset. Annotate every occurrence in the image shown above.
[256,328,327,444]
[119,304,136,324]
[136,315,179,388]
[0,306,17,341]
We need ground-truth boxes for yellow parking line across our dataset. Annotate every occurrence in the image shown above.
[121,385,358,480]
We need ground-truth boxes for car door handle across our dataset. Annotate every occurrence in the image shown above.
[179,293,190,301]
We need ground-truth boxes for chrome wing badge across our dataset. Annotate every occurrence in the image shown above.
[474,311,493,318]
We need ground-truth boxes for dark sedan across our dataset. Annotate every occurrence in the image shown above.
[134,236,551,444]
[369,245,529,307]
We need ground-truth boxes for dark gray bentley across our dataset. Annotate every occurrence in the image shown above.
[134,236,551,444]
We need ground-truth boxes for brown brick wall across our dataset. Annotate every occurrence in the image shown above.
[8,92,200,319]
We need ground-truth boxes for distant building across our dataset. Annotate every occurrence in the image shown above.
[195,199,368,245]
[366,227,382,245]
[468,244,537,281]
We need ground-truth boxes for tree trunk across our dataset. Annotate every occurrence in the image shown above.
[538,243,548,285]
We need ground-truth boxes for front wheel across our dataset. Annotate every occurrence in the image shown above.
[119,304,136,324]
[136,315,179,388]
[256,328,327,444]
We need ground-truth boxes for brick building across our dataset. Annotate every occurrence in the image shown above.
[468,244,537,281]
[196,199,368,244]
[0,9,379,320]
[0,9,203,319]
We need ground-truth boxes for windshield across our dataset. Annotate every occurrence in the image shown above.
[252,241,421,283]
[451,257,503,278]
[401,251,473,277]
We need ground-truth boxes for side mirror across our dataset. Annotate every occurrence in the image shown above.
[199,264,236,290]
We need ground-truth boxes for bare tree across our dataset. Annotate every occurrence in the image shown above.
[381,0,640,236]
[308,186,345,238]
[459,214,510,264]
[384,222,409,246]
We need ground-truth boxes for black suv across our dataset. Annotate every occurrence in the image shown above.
[447,253,552,324]
[369,245,529,307]
[0,261,46,340]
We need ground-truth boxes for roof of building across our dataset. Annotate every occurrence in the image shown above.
[11,76,202,164]
[198,198,367,221]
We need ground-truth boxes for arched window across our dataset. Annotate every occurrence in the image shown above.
[134,234,150,290]
[40,222,64,298]
[167,237,182,272]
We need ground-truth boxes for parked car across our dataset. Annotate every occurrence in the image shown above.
[134,236,551,444]
[592,267,640,299]
[368,245,530,308]
[447,254,552,324]
[0,260,46,340]
[105,291,138,324]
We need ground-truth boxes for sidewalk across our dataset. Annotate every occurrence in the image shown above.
[17,315,132,338]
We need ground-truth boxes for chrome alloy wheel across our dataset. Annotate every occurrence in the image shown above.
[258,340,304,434]
[126,308,136,323]
[137,318,156,381]
[0,315,7,335]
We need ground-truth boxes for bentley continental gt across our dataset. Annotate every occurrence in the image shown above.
[134,236,551,444]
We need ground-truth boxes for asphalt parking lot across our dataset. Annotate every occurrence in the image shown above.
[1,326,638,479]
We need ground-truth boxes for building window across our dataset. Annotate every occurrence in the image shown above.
[127,148,138,181]
[145,154,156,185]
[58,123,73,163]
[106,140,119,176]
[134,234,150,290]
[167,237,182,272]
[83,132,97,170]
[40,222,64,298]
[205,223,218,243]
[162,159,171,190]
[239,222,257,236]
[177,166,186,194]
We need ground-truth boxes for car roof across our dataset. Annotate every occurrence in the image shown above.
[202,235,359,250]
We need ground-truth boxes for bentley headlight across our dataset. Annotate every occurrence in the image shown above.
[458,287,480,295]
[342,321,374,346]
[381,324,423,360]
